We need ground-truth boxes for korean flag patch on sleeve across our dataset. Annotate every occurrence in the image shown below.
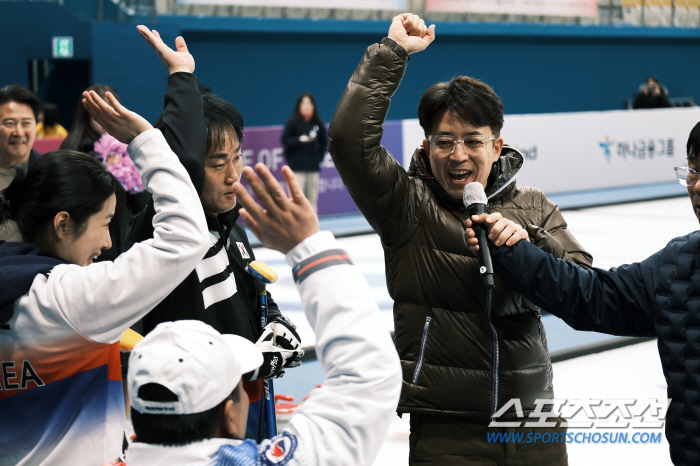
[237,242,250,259]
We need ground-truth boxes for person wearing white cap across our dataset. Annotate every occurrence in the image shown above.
[120,164,402,466]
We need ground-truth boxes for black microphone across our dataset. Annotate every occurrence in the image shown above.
[463,182,495,289]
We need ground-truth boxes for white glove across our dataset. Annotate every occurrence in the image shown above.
[250,316,304,380]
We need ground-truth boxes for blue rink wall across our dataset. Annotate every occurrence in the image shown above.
[4,2,700,128]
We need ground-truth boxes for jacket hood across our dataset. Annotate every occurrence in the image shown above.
[0,241,66,324]
[407,145,524,209]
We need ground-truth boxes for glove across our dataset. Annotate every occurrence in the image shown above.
[250,316,304,380]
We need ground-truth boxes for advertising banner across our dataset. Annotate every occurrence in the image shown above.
[622,0,642,24]
[401,107,700,195]
[425,0,598,17]
[240,121,403,218]
[674,0,700,26]
[644,0,673,26]
[175,0,405,8]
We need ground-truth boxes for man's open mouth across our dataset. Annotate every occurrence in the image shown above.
[449,169,471,181]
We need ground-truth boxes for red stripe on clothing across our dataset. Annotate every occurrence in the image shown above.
[297,254,350,277]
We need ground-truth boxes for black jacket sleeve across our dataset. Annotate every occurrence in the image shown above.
[491,240,658,337]
[128,72,207,244]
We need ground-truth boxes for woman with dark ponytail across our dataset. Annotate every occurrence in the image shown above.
[0,90,209,466]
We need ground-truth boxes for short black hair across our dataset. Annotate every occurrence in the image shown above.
[202,93,244,157]
[0,85,40,121]
[687,121,700,162]
[0,149,123,243]
[417,76,504,138]
[131,383,241,446]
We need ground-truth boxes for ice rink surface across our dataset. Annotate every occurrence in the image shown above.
[255,195,698,465]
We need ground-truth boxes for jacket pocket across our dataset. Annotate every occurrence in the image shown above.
[412,316,433,384]
[536,316,553,391]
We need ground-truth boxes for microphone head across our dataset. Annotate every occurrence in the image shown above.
[463,182,487,209]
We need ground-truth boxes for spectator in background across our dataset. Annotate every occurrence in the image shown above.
[61,84,150,261]
[281,93,328,212]
[0,85,41,242]
[633,76,672,109]
[35,103,68,139]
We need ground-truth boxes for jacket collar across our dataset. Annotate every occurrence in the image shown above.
[407,144,524,208]
[205,204,242,234]
[28,148,42,167]
[125,438,243,466]
[0,241,66,324]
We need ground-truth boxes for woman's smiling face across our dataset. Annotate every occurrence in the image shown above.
[53,194,115,266]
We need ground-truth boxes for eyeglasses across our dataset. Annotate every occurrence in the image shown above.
[428,134,497,157]
[674,165,700,186]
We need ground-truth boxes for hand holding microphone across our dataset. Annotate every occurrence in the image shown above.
[463,182,530,288]
[463,183,495,289]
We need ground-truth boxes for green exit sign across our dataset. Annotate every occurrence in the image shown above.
[52,37,74,59]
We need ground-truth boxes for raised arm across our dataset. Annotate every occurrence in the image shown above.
[233,165,402,466]
[491,240,657,337]
[128,27,208,243]
[140,26,207,194]
[328,14,434,236]
[46,92,209,343]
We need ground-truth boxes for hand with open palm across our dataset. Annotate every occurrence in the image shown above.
[137,25,195,75]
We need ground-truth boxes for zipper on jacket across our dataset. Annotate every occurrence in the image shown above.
[486,288,501,419]
[537,315,553,391]
[412,316,433,384]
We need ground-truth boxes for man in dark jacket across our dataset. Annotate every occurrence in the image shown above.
[127,27,302,439]
[0,85,42,242]
[470,122,700,466]
[328,13,592,465]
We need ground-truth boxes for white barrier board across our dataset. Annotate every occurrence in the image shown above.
[401,107,700,195]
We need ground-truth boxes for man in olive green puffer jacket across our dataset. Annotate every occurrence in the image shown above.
[328,13,592,465]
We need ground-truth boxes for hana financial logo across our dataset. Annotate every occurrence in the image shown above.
[599,135,674,162]
[599,136,615,162]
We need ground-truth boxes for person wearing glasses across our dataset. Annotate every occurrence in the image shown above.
[465,122,700,466]
[328,13,592,465]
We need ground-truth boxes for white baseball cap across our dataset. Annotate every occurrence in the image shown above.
[128,320,263,415]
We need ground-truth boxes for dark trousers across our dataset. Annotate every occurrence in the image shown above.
[409,414,568,465]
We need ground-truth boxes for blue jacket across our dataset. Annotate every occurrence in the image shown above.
[0,241,64,324]
[492,232,700,466]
